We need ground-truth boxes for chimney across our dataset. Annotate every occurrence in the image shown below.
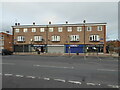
[83,20,86,23]
[33,22,35,25]
[18,23,20,26]
[15,23,17,26]
[49,21,51,24]
[66,21,68,24]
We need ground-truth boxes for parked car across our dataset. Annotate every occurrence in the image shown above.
[2,49,13,55]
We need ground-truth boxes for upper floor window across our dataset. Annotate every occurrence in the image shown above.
[97,26,102,31]
[15,29,19,33]
[58,27,63,32]
[17,36,25,42]
[70,35,79,41]
[40,28,45,32]
[87,26,92,31]
[32,28,36,32]
[77,27,82,32]
[51,36,60,41]
[89,35,100,41]
[34,36,43,41]
[49,28,54,32]
[23,28,28,32]
[67,27,72,32]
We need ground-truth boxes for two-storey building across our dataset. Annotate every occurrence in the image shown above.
[0,32,13,52]
[12,21,106,53]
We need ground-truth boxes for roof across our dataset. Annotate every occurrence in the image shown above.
[12,23,107,28]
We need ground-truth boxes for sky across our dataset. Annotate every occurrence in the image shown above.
[0,1,118,41]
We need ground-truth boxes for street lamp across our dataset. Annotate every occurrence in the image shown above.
[30,39,33,53]
[83,20,86,56]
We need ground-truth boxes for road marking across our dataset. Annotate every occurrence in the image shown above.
[86,83,96,86]
[33,65,74,69]
[97,69,117,72]
[0,63,15,65]
[70,55,75,58]
[68,80,81,84]
[15,75,24,77]
[4,74,13,76]
[44,78,50,80]
[26,76,36,79]
[54,79,65,82]
[108,85,119,88]
[96,56,102,60]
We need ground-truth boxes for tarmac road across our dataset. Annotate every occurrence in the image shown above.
[1,55,119,88]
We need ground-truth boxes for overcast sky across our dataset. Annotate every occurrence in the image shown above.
[0,2,118,41]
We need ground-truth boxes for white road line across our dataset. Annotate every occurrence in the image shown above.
[97,69,117,72]
[15,75,24,77]
[68,80,81,84]
[0,63,15,65]
[70,55,75,58]
[44,78,50,80]
[26,76,36,79]
[107,85,119,88]
[86,83,96,86]
[96,56,102,60]
[54,79,65,82]
[33,65,74,69]
[4,74,13,76]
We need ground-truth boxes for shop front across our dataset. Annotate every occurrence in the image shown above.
[65,45,84,53]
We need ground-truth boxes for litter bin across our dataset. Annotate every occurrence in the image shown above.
[37,51,40,54]
[76,52,79,55]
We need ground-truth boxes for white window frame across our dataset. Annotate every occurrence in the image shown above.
[87,26,92,31]
[17,36,25,42]
[51,36,60,41]
[32,28,36,32]
[77,27,82,32]
[70,35,79,41]
[40,28,45,32]
[89,35,100,41]
[15,29,20,33]
[23,28,28,32]
[34,36,43,41]
[49,28,54,32]
[67,27,72,32]
[58,27,63,32]
[97,26,102,31]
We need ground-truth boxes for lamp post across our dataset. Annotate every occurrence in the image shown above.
[30,39,33,53]
[83,20,86,56]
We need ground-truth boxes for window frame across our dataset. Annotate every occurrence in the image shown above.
[40,28,45,32]
[77,27,82,32]
[67,27,72,32]
[58,27,63,32]
[23,28,28,32]
[87,26,92,31]
[49,28,54,32]
[97,26,102,31]
[32,28,36,32]
[15,29,20,33]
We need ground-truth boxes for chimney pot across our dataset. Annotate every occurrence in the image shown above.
[66,21,68,24]
[33,22,35,25]
[15,23,17,26]
[49,21,51,24]
[18,23,20,25]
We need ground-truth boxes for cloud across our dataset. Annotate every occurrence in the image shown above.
[1,2,118,40]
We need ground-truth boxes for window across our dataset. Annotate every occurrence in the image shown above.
[97,26,102,31]
[67,27,72,32]
[34,36,43,41]
[87,26,92,31]
[58,27,63,32]
[49,28,53,32]
[70,35,79,41]
[89,35,100,41]
[23,28,28,32]
[15,29,19,33]
[17,36,25,42]
[77,27,82,32]
[32,28,36,32]
[40,28,45,32]
[51,36,60,41]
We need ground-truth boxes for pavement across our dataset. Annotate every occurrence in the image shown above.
[13,52,119,57]
[1,55,119,88]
